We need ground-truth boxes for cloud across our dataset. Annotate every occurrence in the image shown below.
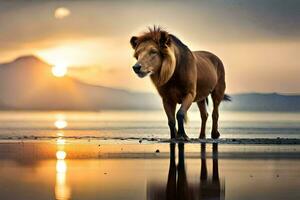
[0,0,299,51]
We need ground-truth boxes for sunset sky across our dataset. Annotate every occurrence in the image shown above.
[0,0,299,93]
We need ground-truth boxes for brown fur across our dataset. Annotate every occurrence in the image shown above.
[130,27,228,139]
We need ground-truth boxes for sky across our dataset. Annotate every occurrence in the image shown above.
[0,0,299,94]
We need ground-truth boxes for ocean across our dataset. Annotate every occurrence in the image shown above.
[0,110,299,140]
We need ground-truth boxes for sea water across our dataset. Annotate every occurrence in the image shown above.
[0,110,299,140]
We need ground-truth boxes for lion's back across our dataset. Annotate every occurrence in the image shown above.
[194,50,223,68]
[193,50,225,77]
[192,50,225,100]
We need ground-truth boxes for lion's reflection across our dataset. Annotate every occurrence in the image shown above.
[198,143,223,200]
[147,143,225,200]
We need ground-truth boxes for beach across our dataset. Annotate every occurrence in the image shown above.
[0,111,299,200]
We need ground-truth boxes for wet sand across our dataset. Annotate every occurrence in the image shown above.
[0,140,299,200]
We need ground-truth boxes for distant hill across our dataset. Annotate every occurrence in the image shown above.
[221,93,300,112]
[0,55,160,110]
[0,55,299,111]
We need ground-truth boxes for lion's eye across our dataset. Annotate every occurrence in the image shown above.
[149,50,158,55]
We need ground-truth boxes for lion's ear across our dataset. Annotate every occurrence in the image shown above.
[130,36,138,49]
[159,32,170,48]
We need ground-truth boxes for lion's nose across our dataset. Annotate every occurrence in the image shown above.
[132,63,142,73]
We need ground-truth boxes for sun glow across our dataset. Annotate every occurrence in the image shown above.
[57,138,66,145]
[36,38,125,69]
[54,114,68,129]
[55,151,71,200]
[52,64,68,77]
[55,119,68,129]
[56,150,67,160]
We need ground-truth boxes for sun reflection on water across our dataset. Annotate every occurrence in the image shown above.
[56,151,67,160]
[57,138,66,145]
[56,159,67,173]
[57,131,64,137]
[54,120,68,129]
[56,129,66,145]
[55,133,71,200]
[55,157,71,200]
[54,114,68,129]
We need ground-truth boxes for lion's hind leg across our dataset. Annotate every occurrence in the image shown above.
[211,82,225,139]
[197,100,208,139]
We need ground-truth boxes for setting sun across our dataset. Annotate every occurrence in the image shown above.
[52,64,68,77]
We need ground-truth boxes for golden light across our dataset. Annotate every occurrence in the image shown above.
[56,159,67,172]
[55,119,68,129]
[36,39,111,68]
[54,114,68,129]
[55,159,71,200]
[52,64,68,77]
[54,7,71,19]
[55,132,71,200]
[56,150,67,160]
[57,131,64,137]
[57,138,66,145]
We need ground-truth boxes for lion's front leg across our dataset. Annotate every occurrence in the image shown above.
[163,99,177,139]
[176,92,195,140]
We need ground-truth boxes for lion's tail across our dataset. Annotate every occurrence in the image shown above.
[223,94,231,101]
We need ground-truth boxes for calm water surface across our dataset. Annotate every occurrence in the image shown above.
[0,142,299,200]
[0,109,299,200]
[0,110,299,139]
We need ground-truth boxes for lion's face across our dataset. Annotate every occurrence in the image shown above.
[130,31,176,85]
[131,40,162,78]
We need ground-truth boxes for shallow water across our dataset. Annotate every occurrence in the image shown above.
[0,110,299,140]
[0,142,299,200]
[0,111,299,199]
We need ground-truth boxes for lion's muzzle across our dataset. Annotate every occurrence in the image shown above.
[132,63,148,78]
[132,63,142,73]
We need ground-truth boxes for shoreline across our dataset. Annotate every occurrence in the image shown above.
[0,137,300,145]
[0,140,299,160]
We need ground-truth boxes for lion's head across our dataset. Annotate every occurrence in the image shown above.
[130,27,176,86]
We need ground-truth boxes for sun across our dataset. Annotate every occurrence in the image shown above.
[52,64,68,77]
[54,119,68,129]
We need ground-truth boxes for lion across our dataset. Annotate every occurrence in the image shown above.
[130,27,230,140]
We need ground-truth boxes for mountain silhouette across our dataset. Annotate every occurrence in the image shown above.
[221,93,300,112]
[0,55,160,110]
